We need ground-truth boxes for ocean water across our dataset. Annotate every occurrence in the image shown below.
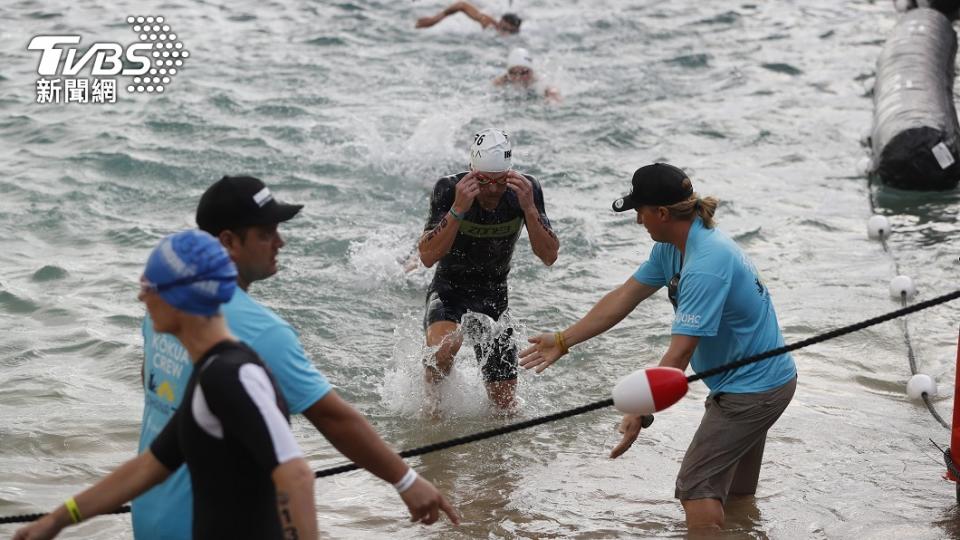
[1,0,959,538]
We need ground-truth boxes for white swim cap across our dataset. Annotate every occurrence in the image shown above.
[507,47,533,70]
[469,128,512,172]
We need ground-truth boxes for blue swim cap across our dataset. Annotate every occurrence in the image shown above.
[143,230,238,316]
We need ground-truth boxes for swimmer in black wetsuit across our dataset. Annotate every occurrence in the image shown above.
[417,128,559,413]
[415,1,522,34]
[13,230,317,540]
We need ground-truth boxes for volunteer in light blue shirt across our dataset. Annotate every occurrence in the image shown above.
[134,288,331,539]
[133,176,459,539]
[519,163,796,531]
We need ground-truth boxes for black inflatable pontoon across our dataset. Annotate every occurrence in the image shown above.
[871,7,960,190]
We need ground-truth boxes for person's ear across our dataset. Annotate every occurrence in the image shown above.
[218,230,239,252]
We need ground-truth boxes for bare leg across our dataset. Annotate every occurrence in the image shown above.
[424,321,462,415]
[484,379,517,411]
[681,497,724,531]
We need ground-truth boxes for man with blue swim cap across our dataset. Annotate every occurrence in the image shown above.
[133,176,458,539]
[14,230,319,540]
[520,163,797,531]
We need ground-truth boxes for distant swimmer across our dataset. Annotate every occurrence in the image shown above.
[493,47,561,102]
[416,1,522,34]
[132,176,458,540]
[418,128,559,414]
[14,230,318,540]
[519,164,797,531]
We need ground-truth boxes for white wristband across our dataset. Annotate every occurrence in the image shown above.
[393,468,418,493]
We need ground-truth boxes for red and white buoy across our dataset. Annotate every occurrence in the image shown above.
[612,367,689,415]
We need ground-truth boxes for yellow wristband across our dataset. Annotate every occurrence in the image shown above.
[64,497,82,524]
[555,331,569,355]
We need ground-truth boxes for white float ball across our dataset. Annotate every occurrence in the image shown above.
[889,275,916,299]
[906,373,937,400]
[894,0,913,13]
[867,215,891,240]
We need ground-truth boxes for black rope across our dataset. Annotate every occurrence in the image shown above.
[313,398,614,478]
[0,506,130,525]
[689,289,960,383]
[0,400,616,525]
[900,293,920,376]
[901,291,951,430]
[923,394,952,429]
[879,227,950,429]
[3,289,960,526]
[931,439,960,482]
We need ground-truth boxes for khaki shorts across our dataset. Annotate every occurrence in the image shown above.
[675,376,797,504]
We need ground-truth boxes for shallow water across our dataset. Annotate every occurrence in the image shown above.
[1,0,960,538]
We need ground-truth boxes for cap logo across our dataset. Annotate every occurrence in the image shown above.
[158,237,190,276]
[191,279,220,295]
[614,198,625,210]
[253,187,273,207]
[504,149,511,159]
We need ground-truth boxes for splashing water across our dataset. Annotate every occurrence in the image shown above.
[378,310,537,419]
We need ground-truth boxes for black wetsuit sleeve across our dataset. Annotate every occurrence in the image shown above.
[149,408,184,472]
[200,360,302,472]
[424,176,456,231]
[526,175,552,229]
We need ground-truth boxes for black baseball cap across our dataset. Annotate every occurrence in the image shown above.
[611,163,693,212]
[196,175,303,235]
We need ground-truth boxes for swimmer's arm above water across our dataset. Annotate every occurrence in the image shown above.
[13,451,172,540]
[415,1,497,29]
[418,172,480,267]
[520,278,660,372]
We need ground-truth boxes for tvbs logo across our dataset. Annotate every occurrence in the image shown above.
[28,15,188,104]
[28,36,151,77]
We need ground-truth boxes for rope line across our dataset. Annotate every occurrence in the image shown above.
[314,398,614,478]
[900,292,951,430]
[931,439,960,483]
[878,224,950,429]
[3,289,959,526]
[690,289,960,383]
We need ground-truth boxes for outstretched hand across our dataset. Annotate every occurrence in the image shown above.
[400,477,460,526]
[519,332,566,373]
[415,14,443,28]
[609,414,652,459]
[13,514,63,540]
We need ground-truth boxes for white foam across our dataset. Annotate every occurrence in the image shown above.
[377,310,538,419]
[346,226,431,289]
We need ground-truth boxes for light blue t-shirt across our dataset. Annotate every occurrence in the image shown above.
[132,288,332,540]
[632,218,796,394]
